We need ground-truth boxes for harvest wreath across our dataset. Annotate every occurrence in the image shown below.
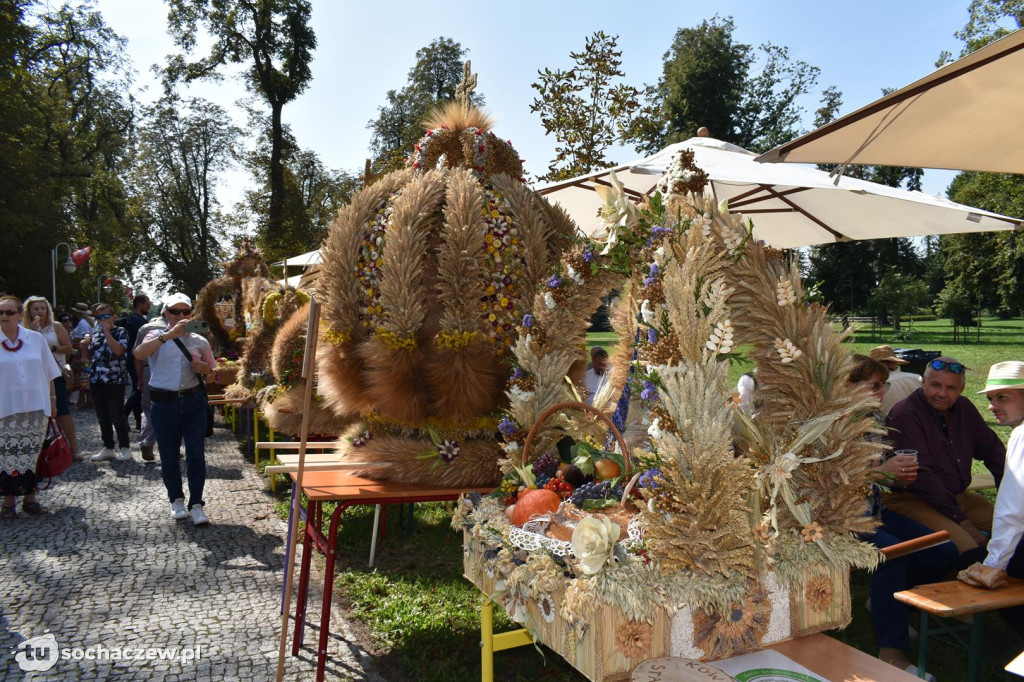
[455,151,883,680]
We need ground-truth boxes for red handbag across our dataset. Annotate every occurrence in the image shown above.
[36,417,72,486]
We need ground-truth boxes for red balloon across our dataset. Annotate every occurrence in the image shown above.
[71,246,91,266]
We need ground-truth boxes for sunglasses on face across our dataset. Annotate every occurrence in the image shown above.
[95,314,113,320]
[930,360,965,374]
[863,381,890,392]
[167,308,191,316]
[0,309,19,317]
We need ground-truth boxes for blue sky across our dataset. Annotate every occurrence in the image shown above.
[94,0,975,209]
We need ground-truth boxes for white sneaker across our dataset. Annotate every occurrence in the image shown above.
[116,447,133,462]
[91,447,116,462]
[903,665,935,682]
[170,498,187,520]
[190,504,209,526]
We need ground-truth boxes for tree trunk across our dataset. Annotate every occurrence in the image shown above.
[268,100,285,240]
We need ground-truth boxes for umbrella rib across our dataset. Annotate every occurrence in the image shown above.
[759,185,848,242]
[729,186,810,209]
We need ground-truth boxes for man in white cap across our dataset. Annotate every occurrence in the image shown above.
[133,293,215,525]
[959,361,1024,637]
[869,345,922,415]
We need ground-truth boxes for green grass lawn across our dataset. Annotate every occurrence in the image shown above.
[282,317,1024,681]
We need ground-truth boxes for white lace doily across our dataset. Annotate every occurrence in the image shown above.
[507,505,645,557]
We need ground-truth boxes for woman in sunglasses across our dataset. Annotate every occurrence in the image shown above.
[86,303,132,463]
[0,295,62,518]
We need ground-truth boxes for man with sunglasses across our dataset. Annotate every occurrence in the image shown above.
[884,356,1005,562]
[134,293,215,526]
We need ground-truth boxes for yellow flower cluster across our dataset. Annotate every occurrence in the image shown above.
[323,328,351,347]
[436,329,478,351]
[374,328,417,351]
[261,292,282,326]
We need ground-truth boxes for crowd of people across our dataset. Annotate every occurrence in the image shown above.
[0,292,214,526]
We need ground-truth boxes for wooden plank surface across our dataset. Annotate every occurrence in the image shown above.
[291,470,491,502]
[894,577,1024,617]
[766,633,920,681]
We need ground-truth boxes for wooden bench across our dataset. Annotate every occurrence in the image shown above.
[967,472,996,491]
[895,576,1024,681]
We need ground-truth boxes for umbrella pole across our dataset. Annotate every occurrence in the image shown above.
[276,296,321,681]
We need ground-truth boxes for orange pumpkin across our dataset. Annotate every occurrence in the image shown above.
[511,488,562,526]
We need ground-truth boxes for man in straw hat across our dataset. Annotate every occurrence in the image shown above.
[883,356,1005,563]
[869,345,922,414]
[958,361,1024,636]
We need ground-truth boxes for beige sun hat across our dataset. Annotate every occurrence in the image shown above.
[978,361,1024,394]
[869,345,908,365]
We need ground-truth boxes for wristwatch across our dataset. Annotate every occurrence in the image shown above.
[158,334,167,344]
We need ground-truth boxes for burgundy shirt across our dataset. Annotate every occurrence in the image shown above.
[885,388,1005,523]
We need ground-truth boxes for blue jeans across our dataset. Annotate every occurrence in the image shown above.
[865,509,958,650]
[151,391,207,509]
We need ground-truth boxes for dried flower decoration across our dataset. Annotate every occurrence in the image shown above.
[776,278,797,306]
[702,277,735,309]
[640,299,657,326]
[539,594,557,623]
[773,337,803,363]
[804,574,834,613]
[801,521,824,543]
[615,619,654,659]
[593,170,640,254]
[571,516,621,575]
[706,320,735,354]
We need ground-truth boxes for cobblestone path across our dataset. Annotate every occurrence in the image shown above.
[1,408,378,680]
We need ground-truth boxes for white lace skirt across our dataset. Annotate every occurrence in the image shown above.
[0,410,48,474]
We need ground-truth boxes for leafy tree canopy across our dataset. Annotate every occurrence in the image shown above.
[625,15,820,155]
[530,31,642,181]
[367,37,482,174]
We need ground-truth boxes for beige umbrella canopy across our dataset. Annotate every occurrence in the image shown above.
[756,28,1024,174]
[537,134,1021,249]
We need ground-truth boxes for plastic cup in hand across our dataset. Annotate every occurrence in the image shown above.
[894,449,918,464]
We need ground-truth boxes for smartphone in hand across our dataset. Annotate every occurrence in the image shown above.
[185,319,210,335]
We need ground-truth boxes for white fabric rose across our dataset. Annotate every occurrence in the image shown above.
[571,516,621,575]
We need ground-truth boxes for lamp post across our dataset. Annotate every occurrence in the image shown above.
[96,275,117,304]
[51,243,77,308]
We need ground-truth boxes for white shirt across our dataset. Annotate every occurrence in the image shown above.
[882,369,922,414]
[0,327,61,419]
[985,423,1024,571]
[583,367,609,406]
[142,330,216,391]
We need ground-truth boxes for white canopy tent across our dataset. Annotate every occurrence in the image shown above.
[273,248,322,291]
[536,135,1021,249]
[756,28,1024,174]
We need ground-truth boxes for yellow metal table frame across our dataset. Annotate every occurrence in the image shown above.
[480,597,535,682]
